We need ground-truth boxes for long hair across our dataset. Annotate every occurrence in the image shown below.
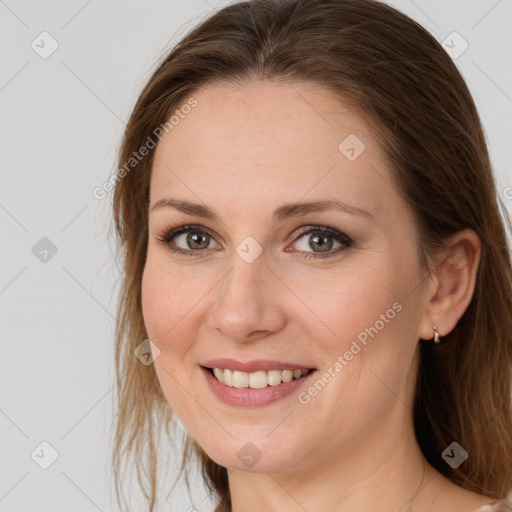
[110,1,512,510]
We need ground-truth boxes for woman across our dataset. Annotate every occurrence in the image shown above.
[110,0,512,511]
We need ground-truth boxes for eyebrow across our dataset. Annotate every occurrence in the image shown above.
[149,198,373,222]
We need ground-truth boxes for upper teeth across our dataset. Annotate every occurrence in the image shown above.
[212,368,310,388]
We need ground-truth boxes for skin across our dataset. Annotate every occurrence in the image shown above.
[142,79,490,512]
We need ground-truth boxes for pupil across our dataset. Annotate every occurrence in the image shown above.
[188,232,209,249]
[310,234,332,252]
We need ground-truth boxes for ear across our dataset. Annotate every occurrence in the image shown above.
[418,229,482,341]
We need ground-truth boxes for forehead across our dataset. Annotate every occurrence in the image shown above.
[150,79,400,223]
[155,79,375,164]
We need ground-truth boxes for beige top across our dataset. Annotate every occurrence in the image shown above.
[472,499,512,512]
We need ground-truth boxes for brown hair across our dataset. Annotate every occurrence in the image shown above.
[110,1,512,510]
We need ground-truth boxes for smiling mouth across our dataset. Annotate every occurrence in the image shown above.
[203,366,315,388]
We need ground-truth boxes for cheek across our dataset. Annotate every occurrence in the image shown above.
[299,257,399,347]
[141,258,198,355]
[305,248,420,389]
[141,264,168,345]
[297,265,420,444]
[141,259,205,420]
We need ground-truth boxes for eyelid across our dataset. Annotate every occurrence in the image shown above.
[156,224,222,253]
[157,223,223,246]
[289,224,353,244]
[286,225,354,257]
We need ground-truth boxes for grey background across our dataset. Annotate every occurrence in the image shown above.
[1,0,511,511]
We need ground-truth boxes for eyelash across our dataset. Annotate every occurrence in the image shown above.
[155,223,354,260]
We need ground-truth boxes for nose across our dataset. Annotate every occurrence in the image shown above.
[206,253,287,343]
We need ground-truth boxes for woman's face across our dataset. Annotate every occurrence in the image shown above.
[142,80,429,473]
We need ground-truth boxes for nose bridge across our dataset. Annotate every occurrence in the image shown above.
[208,249,285,341]
[217,251,267,319]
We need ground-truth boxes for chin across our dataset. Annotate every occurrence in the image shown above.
[195,434,308,474]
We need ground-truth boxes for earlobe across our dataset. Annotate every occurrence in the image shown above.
[419,229,482,341]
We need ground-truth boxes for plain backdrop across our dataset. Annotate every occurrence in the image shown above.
[1,0,511,511]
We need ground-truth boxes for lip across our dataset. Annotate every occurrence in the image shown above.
[202,358,316,373]
[201,365,317,407]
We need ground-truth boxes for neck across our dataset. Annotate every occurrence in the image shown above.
[228,406,444,512]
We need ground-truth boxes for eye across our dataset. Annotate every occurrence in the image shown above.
[287,226,354,259]
[155,223,353,260]
[156,224,221,257]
